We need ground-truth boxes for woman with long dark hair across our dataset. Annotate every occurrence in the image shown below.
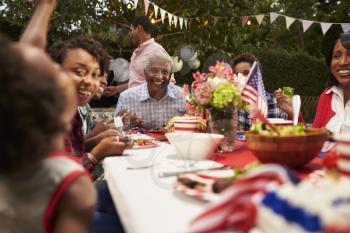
[313,33,350,135]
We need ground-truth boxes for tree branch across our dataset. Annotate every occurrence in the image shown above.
[156,31,187,41]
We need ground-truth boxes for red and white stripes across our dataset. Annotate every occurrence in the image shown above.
[189,165,295,233]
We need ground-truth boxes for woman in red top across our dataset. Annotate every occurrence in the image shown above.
[313,33,350,135]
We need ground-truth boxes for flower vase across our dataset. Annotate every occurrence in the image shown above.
[208,107,237,152]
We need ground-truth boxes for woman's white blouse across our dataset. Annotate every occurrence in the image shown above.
[326,86,350,135]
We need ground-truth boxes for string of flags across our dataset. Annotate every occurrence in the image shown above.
[130,0,349,35]
[133,0,189,30]
[242,12,350,35]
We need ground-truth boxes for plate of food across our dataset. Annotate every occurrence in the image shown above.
[132,139,159,149]
[175,162,259,202]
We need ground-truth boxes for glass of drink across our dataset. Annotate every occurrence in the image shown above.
[282,86,294,98]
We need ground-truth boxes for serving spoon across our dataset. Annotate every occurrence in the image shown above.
[292,95,301,126]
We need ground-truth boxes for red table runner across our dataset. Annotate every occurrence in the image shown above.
[213,140,325,178]
[147,132,325,178]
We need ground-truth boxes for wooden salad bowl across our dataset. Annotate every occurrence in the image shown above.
[246,128,328,168]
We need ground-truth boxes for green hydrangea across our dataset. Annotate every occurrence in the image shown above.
[210,82,242,108]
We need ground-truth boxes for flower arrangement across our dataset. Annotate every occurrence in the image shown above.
[183,61,247,152]
[184,61,246,115]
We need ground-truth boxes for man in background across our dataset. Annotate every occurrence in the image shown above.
[104,16,168,96]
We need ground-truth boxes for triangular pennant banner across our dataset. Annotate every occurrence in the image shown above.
[179,17,184,29]
[301,20,313,32]
[270,12,280,24]
[241,16,249,26]
[184,19,188,29]
[173,16,178,28]
[168,13,173,26]
[341,23,350,33]
[320,22,332,35]
[153,4,159,18]
[255,14,265,25]
[160,9,166,23]
[133,0,139,9]
[213,16,219,26]
[285,16,296,30]
[144,0,150,15]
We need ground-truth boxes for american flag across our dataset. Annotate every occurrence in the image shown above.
[241,61,268,118]
[189,165,299,233]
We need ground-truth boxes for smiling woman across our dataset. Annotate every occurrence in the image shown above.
[313,33,350,135]
[50,36,110,106]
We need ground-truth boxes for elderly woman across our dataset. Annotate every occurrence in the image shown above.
[313,33,350,135]
[115,52,186,129]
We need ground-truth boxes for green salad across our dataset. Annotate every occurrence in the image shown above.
[249,121,305,136]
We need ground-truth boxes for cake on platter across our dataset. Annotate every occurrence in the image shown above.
[165,115,207,132]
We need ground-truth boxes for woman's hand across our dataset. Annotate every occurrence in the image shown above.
[90,136,130,161]
[273,88,293,116]
[115,109,142,130]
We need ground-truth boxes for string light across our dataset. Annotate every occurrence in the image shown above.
[127,3,131,9]
[203,18,209,26]
[151,18,156,24]
[247,20,251,26]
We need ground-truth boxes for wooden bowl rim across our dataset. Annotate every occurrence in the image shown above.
[246,128,328,139]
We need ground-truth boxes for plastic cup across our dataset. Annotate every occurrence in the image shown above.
[282,86,294,98]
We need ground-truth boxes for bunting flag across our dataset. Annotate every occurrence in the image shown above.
[173,16,178,28]
[133,1,188,30]
[285,16,296,30]
[255,14,265,25]
[160,8,166,23]
[270,12,280,24]
[126,0,350,35]
[301,19,313,32]
[213,16,220,26]
[320,22,332,35]
[168,12,173,26]
[153,4,159,18]
[179,17,184,29]
[133,0,138,9]
[144,0,150,15]
[341,23,350,33]
[241,16,249,26]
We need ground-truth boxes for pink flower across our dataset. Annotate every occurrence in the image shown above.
[192,71,204,89]
[182,84,190,96]
[195,82,213,105]
[208,61,234,80]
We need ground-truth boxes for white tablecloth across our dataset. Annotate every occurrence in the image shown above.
[103,142,216,233]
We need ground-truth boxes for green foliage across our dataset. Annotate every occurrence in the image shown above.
[236,47,327,123]
[0,0,340,96]
[252,48,328,96]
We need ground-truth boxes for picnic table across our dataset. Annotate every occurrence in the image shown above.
[103,135,326,233]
